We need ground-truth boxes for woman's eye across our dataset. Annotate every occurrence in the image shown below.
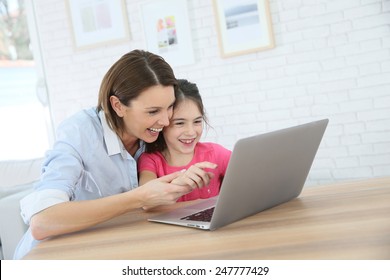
[148,110,159,115]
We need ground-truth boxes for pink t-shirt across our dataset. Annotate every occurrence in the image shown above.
[138,142,231,202]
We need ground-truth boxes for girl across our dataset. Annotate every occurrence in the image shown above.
[138,79,231,201]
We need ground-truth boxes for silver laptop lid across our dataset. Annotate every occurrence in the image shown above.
[209,119,328,230]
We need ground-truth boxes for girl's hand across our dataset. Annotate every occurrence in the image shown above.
[171,161,217,189]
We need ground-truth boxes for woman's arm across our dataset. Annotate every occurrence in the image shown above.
[30,172,190,240]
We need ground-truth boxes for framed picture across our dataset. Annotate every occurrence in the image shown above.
[140,0,195,67]
[66,0,130,50]
[213,0,275,57]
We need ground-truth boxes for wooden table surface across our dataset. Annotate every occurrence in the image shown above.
[23,177,390,260]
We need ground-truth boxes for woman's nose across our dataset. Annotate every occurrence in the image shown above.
[158,111,170,126]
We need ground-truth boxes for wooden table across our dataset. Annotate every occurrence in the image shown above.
[23,177,390,260]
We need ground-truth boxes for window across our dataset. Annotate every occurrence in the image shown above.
[0,0,53,160]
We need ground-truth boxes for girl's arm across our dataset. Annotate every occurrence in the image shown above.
[139,170,158,186]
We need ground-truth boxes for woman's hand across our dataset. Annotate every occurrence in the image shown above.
[171,161,217,190]
[138,172,192,210]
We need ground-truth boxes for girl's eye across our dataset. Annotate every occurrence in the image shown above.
[194,120,203,125]
[174,122,184,126]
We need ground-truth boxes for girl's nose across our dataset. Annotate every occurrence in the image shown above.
[184,124,196,135]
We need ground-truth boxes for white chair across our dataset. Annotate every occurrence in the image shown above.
[0,158,43,259]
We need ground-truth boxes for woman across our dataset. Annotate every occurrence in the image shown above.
[14,50,211,259]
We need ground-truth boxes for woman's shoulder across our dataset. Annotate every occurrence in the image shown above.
[56,108,103,145]
[59,108,100,128]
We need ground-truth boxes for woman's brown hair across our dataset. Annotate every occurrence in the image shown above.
[97,49,177,135]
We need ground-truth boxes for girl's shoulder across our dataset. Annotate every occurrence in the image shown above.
[197,142,230,152]
[139,151,166,163]
[194,142,231,172]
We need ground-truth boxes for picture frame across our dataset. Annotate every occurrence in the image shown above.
[66,0,130,50]
[140,0,195,67]
[213,0,275,58]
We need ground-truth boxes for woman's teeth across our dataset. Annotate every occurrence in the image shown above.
[149,128,163,132]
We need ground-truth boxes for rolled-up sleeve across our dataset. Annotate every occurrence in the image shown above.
[20,189,69,224]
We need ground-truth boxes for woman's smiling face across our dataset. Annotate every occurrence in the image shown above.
[111,84,176,144]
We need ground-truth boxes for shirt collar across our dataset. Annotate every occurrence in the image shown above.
[99,110,122,156]
[99,110,145,159]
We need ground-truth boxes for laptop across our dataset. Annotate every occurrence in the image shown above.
[148,119,329,230]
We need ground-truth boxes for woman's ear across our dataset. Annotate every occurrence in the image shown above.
[110,95,125,117]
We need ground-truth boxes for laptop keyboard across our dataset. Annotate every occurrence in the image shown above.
[180,207,215,222]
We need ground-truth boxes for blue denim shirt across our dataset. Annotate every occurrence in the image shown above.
[14,107,144,259]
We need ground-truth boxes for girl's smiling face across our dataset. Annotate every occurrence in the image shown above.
[163,98,204,161]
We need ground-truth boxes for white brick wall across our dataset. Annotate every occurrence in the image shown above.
[33,0,390,186]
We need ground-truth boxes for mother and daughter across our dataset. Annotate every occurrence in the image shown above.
[14,50,231,259]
